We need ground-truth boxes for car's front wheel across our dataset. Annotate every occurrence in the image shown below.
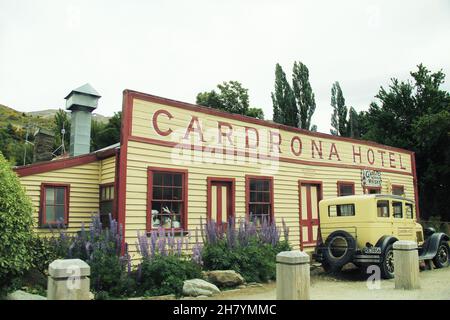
[380,244,395,279]
[433,241,449,268]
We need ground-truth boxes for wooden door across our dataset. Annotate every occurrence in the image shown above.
[299,182,322,248]
[207,178,235,226]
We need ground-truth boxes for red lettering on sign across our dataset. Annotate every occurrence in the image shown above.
[377,150,386,166]
[328,143,341,161]
[389,152,396,168]
[399,154,406,170]
[152,109,173,136]
[311,140,323,159]
[183,116,206,142]
[367,148,375,165]
[290,136,302,156]
[352,145,361,163]
[245,127,259,149]
[218,122,233,145]
[269,131,282,153]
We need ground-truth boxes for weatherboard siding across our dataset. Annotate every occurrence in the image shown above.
[100,156,116,184]
[19,161,101,235]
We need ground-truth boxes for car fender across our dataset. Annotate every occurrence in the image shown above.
[375,235,398,254]
[420,232,450,260]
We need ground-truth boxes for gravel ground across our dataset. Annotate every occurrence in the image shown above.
[206,265,450,300]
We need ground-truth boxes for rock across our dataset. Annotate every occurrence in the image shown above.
[88,292,95,300]
[183,279,220,297]
[237,285,247,289]
[204,270,245,287]
[6,290,47,300]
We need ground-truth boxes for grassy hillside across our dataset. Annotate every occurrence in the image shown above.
[0,104,54,131]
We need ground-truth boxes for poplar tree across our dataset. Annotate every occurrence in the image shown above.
[292,61,316,130]
[330,81,348,136]
[271,63,297,126]
[347,106,360,138]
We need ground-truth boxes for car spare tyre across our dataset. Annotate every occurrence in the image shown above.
[322,230,356,271]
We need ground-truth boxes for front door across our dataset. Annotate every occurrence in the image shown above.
[207,178,235,226]
[299,181,321,248]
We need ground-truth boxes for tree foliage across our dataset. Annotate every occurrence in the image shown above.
[196,81,264,119]
[330,81,348,136]
[271,63,297,126]
[90,112,122,152]
[272,62,317,130]
[0,152,34,288]
[292,61,316,130]
[360,64,450,220]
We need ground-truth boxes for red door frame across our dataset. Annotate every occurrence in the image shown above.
[298,180,323,250]
[207,177,235,224]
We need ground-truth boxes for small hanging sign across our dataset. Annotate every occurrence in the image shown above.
[361,169,382,187]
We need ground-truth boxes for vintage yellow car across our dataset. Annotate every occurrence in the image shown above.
[313,194,449,279]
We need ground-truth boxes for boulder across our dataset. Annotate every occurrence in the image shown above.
[204,270,245,287]
[183,279,220,297]
[6,290,47,300]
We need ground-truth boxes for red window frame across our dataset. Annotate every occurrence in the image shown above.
[337,181,355,196]
[39,183,70,227]
[364,186,382,194]
[147,167,188,232]
[392,184,405,196]
[245,175,274,223]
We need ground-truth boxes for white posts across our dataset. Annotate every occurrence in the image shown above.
[276,250,310,300]
[47,259,91,300]
[393,241,420,290]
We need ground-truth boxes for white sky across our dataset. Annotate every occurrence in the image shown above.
[1,0,449,133]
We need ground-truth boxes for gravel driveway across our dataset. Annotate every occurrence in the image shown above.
[207,265,450,300]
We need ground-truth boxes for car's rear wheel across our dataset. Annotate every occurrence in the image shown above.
[380,244,395,279]
[433,241,449,268]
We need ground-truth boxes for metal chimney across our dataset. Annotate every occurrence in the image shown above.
[65,83,101,156]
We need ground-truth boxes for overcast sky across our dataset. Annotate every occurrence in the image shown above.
[1,0,449,133]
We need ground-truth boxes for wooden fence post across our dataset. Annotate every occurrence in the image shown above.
[276,250,310,300]
[47,259,91,300]
[393,240,420,290]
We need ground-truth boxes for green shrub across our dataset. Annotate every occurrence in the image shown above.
[137,255,202,297]
[41,215,135,298]
[201,218,291,283]
[0,152,34,289]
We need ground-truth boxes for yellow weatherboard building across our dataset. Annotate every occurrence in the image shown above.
[14,87,420,261]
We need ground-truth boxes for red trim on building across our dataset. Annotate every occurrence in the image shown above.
[411,152,420,220]
[206,177,236,223]
[244,175,274,222]
[14,148,116,177]
[146,166,189,232]
[336,181,356,196]
[117,90,134,252]
[298,180,323,250]
[39,183,70,227]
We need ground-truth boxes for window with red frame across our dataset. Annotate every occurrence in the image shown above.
[248,178,272,225]
[41,185,68,226]
[149,170,185,229]
[337,182,355,196]
[99,184,114,228]
[392,185,404,196]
